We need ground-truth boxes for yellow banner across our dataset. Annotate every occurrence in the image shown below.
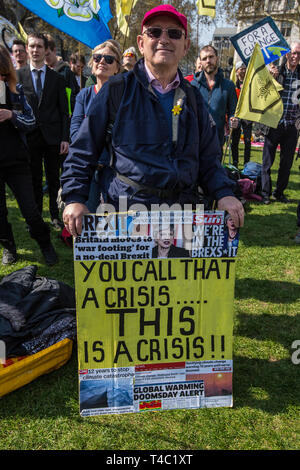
[115,0,137,36]
[74,211,237,415]
[197,0,216,18]
[75,257,235,369]
[235,43,283,128]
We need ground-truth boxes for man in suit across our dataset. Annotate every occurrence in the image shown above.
[17,32,69,229]
[44,34,78,114]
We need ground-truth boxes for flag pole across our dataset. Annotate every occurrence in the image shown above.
[122,0,135,51]
[222,127,233,165]
[79,42,82,90]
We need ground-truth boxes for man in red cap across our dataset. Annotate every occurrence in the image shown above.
[61,4,244,236]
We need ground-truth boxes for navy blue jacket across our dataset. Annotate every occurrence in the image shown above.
[70,85,96,142]
[61,59,235,207]
[191,69,237,145]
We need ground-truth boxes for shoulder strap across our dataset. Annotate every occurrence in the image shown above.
[107,74,125,125]
[105,74,125,166]
[184,79,198,120]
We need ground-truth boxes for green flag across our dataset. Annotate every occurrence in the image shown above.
[235,43,283,128]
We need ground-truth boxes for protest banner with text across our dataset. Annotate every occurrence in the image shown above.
[230,16,290,66]
[74,211,239,416]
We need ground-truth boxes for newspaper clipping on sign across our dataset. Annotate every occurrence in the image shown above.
[74,209,239,416]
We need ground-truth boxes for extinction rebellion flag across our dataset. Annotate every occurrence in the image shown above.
[196,0,216,18]
[235,43,283,129]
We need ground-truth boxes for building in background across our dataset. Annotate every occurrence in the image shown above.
[235,0,299,62]
[212,27,237,78]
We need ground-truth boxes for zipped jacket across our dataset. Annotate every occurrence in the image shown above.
[61,59,236,207]
[191,68,237,144]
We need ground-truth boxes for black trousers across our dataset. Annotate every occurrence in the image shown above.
[261,123,297,197]
[231,120,252,167]
[27,129,61,220]
[0,162,50,247]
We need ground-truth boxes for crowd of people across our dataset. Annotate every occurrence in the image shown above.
[0,3,299,268]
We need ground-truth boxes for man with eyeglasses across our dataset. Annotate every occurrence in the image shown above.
[61,4,244,237]
[261,41,300,204]
[12,39,28,69]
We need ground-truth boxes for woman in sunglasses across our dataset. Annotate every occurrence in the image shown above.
[70,41,121,142]
[0,45,58,265]
[69,41,121,212]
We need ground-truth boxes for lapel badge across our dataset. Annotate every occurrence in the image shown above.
[172,98,183,116]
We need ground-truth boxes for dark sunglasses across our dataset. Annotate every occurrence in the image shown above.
[93,54,118,64]
[143,27,185,40]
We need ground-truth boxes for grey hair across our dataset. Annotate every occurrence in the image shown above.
[290,40,300,50]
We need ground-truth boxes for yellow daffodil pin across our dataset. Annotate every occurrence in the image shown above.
[172,104,182,115]
[172,98,183,116]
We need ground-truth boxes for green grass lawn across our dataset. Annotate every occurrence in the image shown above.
[0,146,299,451]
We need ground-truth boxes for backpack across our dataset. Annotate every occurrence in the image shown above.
[104,75,208,204]
[241,161,262,179]
[240,161,262,194]
[105,74,198,162]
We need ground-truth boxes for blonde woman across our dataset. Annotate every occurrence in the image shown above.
[68,41,121,213]
[70,41,121,141]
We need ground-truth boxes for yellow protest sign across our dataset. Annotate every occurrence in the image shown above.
[74,211,238,416]
[235,43,283,128]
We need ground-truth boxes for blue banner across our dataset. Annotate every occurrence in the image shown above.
[17,0,112,49]
[230,17,290,66]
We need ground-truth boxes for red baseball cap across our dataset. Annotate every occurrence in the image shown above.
[141,4,188,36]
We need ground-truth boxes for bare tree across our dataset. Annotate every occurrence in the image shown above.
[222,0,300,30]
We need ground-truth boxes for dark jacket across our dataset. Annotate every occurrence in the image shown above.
[74,74,87,94]
[261,63,300,135]
[17,64,70,145]
[152,244,190,258]
[54,60,78,113]
[0,82,35,166]
[61,59,236,207]
[0,265,76,357]
[191,68,237,145]
[70,85,96,142]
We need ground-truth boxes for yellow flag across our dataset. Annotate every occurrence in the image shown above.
[230,64,236,84]
[197,0,216,18]
[18,22,28,42]
[115,0,137,37]
[235,43,283,128]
